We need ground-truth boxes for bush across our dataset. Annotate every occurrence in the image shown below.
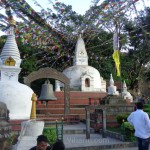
[43,127,57,145]
[121,122,135,141]
[116,113,130,125]
[143,104,150,116]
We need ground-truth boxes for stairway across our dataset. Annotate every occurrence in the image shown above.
[36,91,106,123]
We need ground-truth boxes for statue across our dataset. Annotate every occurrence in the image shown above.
[122,81,133,102]
[107,74,119,95]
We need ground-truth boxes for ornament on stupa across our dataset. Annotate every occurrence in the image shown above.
[30,93,37,120]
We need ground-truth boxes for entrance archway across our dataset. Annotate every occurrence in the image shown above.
[24,67,70,114]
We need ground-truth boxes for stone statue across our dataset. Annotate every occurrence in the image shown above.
[107,74,119,95]
[122,81,133,102]
[0,101,12,150]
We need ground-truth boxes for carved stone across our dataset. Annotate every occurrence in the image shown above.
[0,102,12,150]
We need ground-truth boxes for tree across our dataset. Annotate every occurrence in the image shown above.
[121,7,150,92]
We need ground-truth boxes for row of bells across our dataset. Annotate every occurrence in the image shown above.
[38,79,57,101]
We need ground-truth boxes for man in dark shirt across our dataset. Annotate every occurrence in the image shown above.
[30,135,51,150]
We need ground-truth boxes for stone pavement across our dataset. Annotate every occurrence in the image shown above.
[63,123,139,150]
[104,147,150,150]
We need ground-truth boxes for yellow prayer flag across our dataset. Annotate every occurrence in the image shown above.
[112,50,120,76]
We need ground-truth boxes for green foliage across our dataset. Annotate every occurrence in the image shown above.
[8,134,19,145]
[121,122,134,131]
[116,114,129,125]
[116,113,130,125]
[121,122,135,142]
[143,104,150,116]
[43,127,57,145]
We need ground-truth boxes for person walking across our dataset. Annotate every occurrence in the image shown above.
[127,102,150,150]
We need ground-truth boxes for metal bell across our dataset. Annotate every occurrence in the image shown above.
[38,79,57,101]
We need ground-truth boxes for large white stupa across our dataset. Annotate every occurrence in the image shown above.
[0,19,33,120]
[57,35,106,92]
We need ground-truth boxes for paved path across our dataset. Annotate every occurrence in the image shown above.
[104,147,150,150]
[63,123,140,150]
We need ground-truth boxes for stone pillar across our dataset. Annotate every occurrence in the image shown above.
[55,80,61,91]
[102,109,107,138]
[86,107,90,139]
[64,84,70,114]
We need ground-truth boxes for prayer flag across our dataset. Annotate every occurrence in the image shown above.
[113,25,120,76]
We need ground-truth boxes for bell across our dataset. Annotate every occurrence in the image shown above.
[38,79,57,101]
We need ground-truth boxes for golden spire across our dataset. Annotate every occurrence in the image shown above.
[30,93,37,119]
[9,17,16,27]
[7,17,16,35]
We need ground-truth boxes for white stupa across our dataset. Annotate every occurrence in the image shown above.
[0,18,33,120]
[58,35,106,92]
[107,74,119,95]
[122,81,133,102]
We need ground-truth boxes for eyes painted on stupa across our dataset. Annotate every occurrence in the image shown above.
[79,51,85,56]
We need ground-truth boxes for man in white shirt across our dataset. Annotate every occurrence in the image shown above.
[127,102,150,150]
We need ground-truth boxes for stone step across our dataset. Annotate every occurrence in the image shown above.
[55,92,106,98]
[37,114,86,121]
[37,108,86,114]
[63,128,95,134]
[42,99,90,105]
[37,104,88,108]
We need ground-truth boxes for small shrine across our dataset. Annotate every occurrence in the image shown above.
[122,81,133,102]
[107,74,119,95]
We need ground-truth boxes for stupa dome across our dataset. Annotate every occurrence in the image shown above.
[0,81,33,119]
[60,35,106,92]
[63,65,102,91]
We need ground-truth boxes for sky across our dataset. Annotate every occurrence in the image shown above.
[0,0,150,36]
[26,0,92,15]
[0,0,92,35]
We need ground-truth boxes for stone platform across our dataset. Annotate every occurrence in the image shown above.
[63,123,138,150]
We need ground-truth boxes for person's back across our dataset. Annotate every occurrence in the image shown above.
[128,109,150,138]
[127,102,150,150]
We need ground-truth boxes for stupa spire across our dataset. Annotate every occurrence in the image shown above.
[7,17,16,35]
[73,34,88,66]
[109,74,114,86]
[0,17,21,67]
[123,80,127,90]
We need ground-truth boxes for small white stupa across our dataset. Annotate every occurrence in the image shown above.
[107,74,119,95]
[58,35,106,92]
[122,81,133,102]
[0,18,33,120]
